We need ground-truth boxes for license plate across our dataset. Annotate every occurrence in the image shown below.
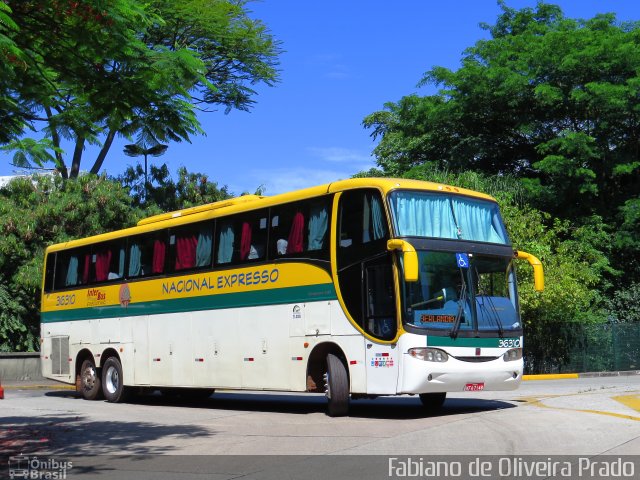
[464,383,485,391]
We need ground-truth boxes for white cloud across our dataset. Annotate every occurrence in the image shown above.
[237,146,377,196]
[247,167,346,195]
[307,54,351,80]
[307,146,372,166]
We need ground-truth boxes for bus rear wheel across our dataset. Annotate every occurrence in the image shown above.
[79,359,103,400]
[102,357,129,403]
[325,353,349,417]
[419,392,446,411]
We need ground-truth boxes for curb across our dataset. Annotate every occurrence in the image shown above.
[523,370,640,381]
[3,383,76,390]
[523,373,579,381]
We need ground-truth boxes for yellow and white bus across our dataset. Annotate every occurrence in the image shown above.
[40,178,543,416]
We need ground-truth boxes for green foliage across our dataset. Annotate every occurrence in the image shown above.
[1,138,61,169]
[0,1,26,144]
[613,197,640,280]
[119,164,233,211]
[0,174,141,350]
[0,281,32,352]
[1,0,281,178]
[145,0,281,113]
[608,282,640,323]
[364,2,640,221]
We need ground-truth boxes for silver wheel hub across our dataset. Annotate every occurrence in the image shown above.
[105,366,119,394]
[324,372,331,399]
[82,365,97,391]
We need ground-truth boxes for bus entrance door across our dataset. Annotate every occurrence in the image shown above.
[363,262,399,394]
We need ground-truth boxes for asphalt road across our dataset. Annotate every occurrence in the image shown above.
[1,376,639,478]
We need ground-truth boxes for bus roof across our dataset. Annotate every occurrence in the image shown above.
[45,177,497,253]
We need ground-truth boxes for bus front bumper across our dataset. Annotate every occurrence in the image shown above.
[399,355,523,394]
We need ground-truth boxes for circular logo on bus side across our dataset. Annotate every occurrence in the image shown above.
[119,284,131,308]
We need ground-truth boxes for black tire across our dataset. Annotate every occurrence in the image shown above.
[79,358,103,400]
[419,392,446,411]
[101,357,129,403]
[325,353,349,417]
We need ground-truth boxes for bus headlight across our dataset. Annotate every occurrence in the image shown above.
[503,348,523,362]
[408,348,449,362]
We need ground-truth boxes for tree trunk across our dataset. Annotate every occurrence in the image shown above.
[69,136,85,179]
[90,130,116,175]
[44,106,68,179]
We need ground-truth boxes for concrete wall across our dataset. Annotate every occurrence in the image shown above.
[0,352,43,381]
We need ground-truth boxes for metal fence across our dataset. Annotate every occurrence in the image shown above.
[524,322,640,374]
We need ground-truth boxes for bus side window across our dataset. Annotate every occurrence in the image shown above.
[308,201,329,252]
[44,253,56,292]
[270,202,306,257]
[128,241,144,278]
[151,234,168,274]
[216,221,236,265]
[195,223,213,267]
[55,251,81,289]
[128,233,166,278]
[217,212,268,266]
[270,197,330,260]
[338,189,388,263]
[240,211,268,262]
[92,242,125,282]
[170,222,214,272]
[109,246,126,280]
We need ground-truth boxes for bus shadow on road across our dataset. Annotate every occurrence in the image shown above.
[82,390,516,420]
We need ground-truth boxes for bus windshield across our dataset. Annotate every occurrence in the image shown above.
[388,191,509,244]
[400,251,521,334]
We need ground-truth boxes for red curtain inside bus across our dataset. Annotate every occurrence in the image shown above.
[95,250,112,282]
[240,222,252,260]
[286,212,304,254]
[153,240,166,274]
[82,254,91,284]
[175,235,197,270]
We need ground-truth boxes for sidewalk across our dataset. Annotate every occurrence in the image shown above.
[2,379,75,390]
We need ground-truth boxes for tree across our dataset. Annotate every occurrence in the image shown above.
[363,2,640,221]
[0,1,27,144]
[123,142,169,200]
[118,164,232,211]
[0,174,142,350]
[1,0,281,178]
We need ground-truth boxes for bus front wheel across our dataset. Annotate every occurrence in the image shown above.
[79,359,103,400]
[325,354,349,417]
[419,392,446,411]
[102,357,129,403]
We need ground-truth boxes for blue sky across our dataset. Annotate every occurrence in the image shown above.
[2,1,639,195]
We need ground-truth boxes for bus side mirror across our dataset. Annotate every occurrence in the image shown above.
[514,250,544,292]
[387,239,419,282]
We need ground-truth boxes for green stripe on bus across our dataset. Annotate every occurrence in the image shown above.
[41,283,337,323]
[427,337,519,348]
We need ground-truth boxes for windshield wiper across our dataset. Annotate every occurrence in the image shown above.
[449,275,467,339]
